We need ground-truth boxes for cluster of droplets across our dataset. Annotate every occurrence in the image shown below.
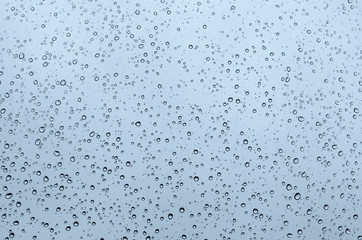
[0,0,361,239]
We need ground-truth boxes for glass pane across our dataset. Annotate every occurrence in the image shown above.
[0,1,361,239]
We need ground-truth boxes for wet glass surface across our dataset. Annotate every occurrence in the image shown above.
[0,0,361,239]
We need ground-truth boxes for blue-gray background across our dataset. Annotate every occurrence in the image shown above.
[0,0,361,239]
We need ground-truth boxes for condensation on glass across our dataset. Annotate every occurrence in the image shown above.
[0,1,361,239]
